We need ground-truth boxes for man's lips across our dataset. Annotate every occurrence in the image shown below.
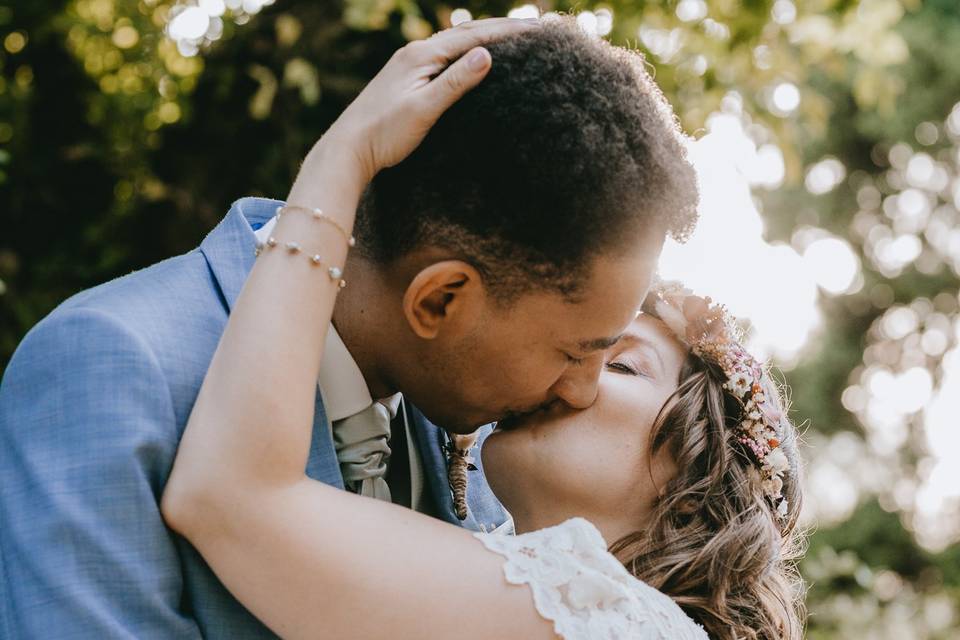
[495,402,562,432]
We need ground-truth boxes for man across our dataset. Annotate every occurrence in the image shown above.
[0,16,697,639]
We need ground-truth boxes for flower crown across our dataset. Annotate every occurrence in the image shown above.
[643,281,790,519]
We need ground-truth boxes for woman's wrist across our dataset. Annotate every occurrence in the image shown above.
[286,131,370,217]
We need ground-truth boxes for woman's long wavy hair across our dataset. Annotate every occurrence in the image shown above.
[609,338,806,639]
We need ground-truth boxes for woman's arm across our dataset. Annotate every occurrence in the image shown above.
[161,18,555,640]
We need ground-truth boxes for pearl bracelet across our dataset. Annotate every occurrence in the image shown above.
[275,204,356,248]
[254,236,347,288]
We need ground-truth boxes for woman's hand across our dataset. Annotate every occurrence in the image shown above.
[289,17,540,206]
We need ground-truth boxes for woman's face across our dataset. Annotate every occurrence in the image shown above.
[481,313,689,540]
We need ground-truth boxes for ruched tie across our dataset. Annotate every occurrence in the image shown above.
[333,401,393,502]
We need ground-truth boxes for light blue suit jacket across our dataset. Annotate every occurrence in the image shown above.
[0,197,509,639]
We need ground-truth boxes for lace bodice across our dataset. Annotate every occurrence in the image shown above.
[475,518,709,640]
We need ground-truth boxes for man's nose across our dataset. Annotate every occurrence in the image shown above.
[550,354,603,410]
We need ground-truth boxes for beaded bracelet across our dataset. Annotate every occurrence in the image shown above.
[254,236,347,288]
[275,205,356,248]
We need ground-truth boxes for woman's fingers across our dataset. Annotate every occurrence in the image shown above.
[413,19,538,128]
[319,17,540,182]
[423,17,540,65]
[420,46,491,120]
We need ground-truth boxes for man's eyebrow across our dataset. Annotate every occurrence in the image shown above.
[577,334,624,352]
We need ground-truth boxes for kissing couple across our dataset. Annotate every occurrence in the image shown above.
[0,15,804,640]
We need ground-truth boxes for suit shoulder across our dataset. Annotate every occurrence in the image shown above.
[5,305,162,384]
[60,249,214,321]
[57,250,228,354]
[6,250,231,413]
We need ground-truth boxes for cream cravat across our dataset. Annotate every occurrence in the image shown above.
[333,401,392,502]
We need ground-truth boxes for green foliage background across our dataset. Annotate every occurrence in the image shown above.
[2,1,958,636]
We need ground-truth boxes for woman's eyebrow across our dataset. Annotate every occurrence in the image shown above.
[618,331,666,373]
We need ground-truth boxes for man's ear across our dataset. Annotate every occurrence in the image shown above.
[402,260,485,339]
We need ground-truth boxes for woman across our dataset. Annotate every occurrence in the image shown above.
[161,17,804,640]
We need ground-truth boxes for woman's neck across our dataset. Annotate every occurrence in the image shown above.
[508,500,642,545]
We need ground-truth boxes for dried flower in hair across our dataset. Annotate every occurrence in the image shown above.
[726,372,752,398]
[764,447,790,477]
[644,280,792,519]
[446,432,479,520]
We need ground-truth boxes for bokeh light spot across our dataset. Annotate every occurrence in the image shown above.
[676,0,708,23]
[450,8,473,25]
[803,236,862,294]
[506,5,539,20]
[770,81,800,116]
[4,31,27,54]
[805,157,846,194]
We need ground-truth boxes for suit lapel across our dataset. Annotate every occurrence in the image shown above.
[199,197,277,310]
[199,197,344,489]
[409,406,510,532]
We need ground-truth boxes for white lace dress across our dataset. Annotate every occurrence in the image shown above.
[475,517,709,640]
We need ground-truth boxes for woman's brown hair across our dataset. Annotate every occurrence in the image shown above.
[610,346,806,639]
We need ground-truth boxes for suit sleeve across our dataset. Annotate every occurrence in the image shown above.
[0,307,203,639]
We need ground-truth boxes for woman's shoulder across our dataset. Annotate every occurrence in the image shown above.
[475,518,709,640]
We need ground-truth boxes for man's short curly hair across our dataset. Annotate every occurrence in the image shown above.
[355,17,699,301]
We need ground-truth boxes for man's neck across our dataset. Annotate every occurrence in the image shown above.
[331,256,400,400]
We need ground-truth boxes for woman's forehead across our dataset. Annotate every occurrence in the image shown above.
[628,312,689,362]
[632,310,675,339]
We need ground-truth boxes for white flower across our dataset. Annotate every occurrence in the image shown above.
[725,372,752,397]
[764,447,790,476]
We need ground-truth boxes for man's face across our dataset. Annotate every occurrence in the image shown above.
[407,246,660,432]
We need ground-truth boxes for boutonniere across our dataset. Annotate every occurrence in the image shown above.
[445,432,479,520]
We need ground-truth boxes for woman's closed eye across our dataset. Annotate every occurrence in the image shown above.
[605,359,645,376]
